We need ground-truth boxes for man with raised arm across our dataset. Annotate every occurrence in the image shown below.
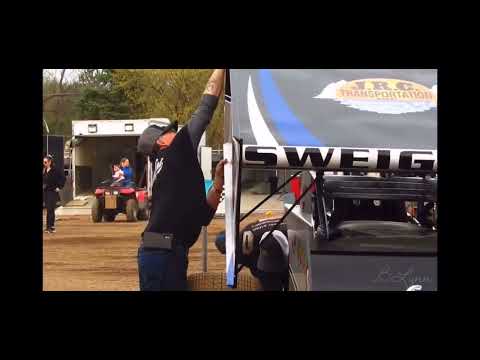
[136,69,226,291]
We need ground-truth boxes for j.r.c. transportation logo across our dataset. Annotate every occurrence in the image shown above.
[314,78,437,114]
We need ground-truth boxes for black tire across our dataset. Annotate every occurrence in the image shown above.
[137,208,148,221]
[126,198,138,222]
[187,272,262,291]
[103,210,116,222]
[91,198,103,223]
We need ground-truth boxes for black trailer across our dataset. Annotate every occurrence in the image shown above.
[223,69,437,291]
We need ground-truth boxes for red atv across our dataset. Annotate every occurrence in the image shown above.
[91,180,149,222]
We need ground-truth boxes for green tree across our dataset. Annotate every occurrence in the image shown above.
[113,69,224,148]
[75,69,132,120]
[43,69,225,147]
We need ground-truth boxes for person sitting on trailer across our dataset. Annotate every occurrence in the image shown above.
[215,217,289,291]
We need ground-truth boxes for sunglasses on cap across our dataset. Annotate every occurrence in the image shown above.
[44,155,53,164]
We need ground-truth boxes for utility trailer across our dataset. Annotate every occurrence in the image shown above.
[223,69,437,291]
[71,119,206,200]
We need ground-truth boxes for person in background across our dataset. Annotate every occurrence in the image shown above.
[43,154,66,233]
[268,172,279,195]
[112,164,125,185]
[120,158,133,186]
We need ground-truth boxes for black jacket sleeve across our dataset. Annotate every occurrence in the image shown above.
[56,168,66,189]
[186,94,219,150]
[44,168,66,191]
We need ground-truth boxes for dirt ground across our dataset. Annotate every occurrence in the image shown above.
[43,211,282,291]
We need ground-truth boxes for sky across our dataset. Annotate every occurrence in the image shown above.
[43,69,81,83]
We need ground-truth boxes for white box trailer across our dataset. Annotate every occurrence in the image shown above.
[71,118,206,199]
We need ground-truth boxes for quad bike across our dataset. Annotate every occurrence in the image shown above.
[91,179,149,223]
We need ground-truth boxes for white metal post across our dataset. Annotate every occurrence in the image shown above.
[147,156,152,199]
[72,136,76,199]
[200,146,212,273]
[202,226,208,272]
[44,118,50,156]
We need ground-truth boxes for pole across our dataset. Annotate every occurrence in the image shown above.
[202,226,208,272]
[200,147,212,273]
[44,118,50,156]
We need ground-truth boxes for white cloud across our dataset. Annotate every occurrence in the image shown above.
[43,69,80,83]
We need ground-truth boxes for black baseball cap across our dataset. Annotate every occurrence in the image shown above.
[257,231,289,273]
[137,121,178,155]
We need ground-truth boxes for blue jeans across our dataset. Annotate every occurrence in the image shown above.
[137,246,189,291]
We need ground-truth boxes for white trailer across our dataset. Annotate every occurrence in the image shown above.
[71,118,206,199]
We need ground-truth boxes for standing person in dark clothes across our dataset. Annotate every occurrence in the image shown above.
[136,69,226,291]
[43,155,66,233]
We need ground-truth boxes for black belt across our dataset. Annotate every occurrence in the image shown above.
[141,232,176,250]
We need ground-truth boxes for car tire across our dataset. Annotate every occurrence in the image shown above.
[91,198,103,223]
[187,272,262,291]
[103,210,116,222]
[126,199,138,222]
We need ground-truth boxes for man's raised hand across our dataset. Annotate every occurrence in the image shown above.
[203,69,225,97]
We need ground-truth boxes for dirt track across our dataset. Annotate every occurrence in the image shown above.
[43,212,281,291]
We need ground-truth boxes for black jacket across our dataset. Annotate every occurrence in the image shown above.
[142,94,219,248]
[144,126,215,248]
[43,166,66,192]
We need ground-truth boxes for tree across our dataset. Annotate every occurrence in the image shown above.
[113,69,224,148]
[43,70,82,136]
[75,69,132,120]
[42,69,225,147]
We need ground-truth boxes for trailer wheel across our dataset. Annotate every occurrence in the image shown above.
[126,199,138,222]
[91,198,103,223]
[187,272,262,291]
[137,208,148,221]
[103,210,116,222]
